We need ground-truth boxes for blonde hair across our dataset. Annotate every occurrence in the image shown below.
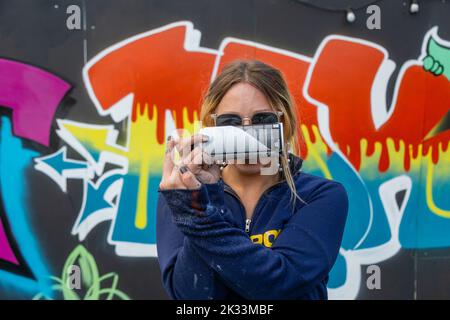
[199,59,302,205]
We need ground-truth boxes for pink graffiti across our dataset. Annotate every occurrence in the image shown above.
[0,59,71,146]
[0,219,18,265]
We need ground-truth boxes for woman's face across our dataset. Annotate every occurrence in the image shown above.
[215,82,275,176]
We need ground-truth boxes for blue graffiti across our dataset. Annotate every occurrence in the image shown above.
[0,116,52,297]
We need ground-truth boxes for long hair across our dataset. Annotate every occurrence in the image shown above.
[199,59,302,204]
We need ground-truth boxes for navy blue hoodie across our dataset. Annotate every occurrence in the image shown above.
[156,154,348,300]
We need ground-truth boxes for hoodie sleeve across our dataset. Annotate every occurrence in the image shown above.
[159,179,348,300]
[156,193,232,299]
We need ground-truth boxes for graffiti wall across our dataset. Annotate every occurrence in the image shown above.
[0,0,449,299]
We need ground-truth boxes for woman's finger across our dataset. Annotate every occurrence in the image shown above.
[181,145,202,167]
[201,150,214,166]
[179,166,202,190]
[181,147,214,176]
[159,136,177,190]
[162,136,175,175]
[175,134,208,158]
[182,145,214,164]
[160,164,189,190]
[170,165,188,188]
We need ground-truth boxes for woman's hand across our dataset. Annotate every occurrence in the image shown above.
[159,134,220,190]
[176,134,220,185]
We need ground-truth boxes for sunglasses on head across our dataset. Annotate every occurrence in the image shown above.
[211,111,283,127]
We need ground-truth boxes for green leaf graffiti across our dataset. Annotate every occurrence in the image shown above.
[33,245,130,300]
[423,30,450,80]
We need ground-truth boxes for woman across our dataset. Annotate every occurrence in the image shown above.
[156,60,348,300]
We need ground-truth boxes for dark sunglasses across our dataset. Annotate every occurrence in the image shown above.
[211,111,283,127]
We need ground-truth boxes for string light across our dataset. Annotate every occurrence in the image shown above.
[292,0,384,12]
[410,0,420,13]
[293,0,426,22]
[292,0,383,24]
[346,8,356,23]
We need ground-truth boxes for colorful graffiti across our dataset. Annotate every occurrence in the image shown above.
[303,28,450,299]
[0,59,71,296]
[1,19,449,299]
[34,245,130,300]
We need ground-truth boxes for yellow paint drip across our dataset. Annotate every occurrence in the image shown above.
[425,144,450,219]
[301,124,332,179]
[131,103,165,229]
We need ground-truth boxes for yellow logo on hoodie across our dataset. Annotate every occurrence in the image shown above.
[250,229,281,248]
